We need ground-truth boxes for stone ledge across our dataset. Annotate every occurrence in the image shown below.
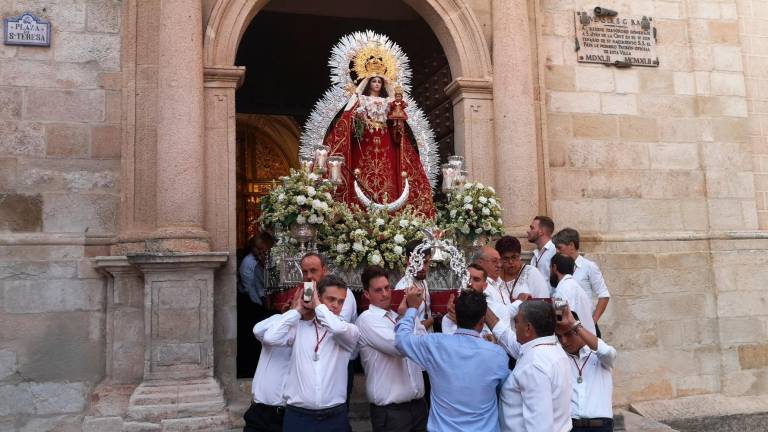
[630,393,768,430]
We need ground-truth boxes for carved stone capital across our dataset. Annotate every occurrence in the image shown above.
[204,65,246,88]
[444,77,494,104]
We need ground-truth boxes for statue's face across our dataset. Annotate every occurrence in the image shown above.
[369,77,383,92]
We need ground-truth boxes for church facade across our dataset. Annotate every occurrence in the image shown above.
[1,0,767,429]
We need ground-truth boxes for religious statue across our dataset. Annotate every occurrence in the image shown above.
[301,31,438,218]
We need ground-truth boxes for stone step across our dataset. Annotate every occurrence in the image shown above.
[160,414,231,432]
[128,400,227,423]
[123,421,162,432]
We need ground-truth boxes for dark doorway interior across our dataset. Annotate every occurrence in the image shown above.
[234,2,454,379]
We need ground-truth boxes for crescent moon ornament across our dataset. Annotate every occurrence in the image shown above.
[354,178,410,212]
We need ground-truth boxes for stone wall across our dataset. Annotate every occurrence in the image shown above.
[0,0,121,429]
[536,0,768,404]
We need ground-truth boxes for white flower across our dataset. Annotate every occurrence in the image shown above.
[336,243,349,253]
[295,195,307,205]
[488,186,496,193]
[463,203,473,211]
[375,218,385,226]
[306,186,316,197]
[481,207,491,215]
[311,199,323,209]
[370,253,382,265]
[477,183,484,188]
[308,173,319,181]
[475,227,483,234]
[461,226,470,234]
[354,229,366,236]
[450,209,457,218]
[393,234,405,244]
[399,219,409,228]
[324,192,332,201]
[489,198,497,206]
[393,245,403,255]
[296,215,306,224]
[277,193,286,202]
[479,196,488,204]
[497,218,504,224]
[352,242,365,252]
[411,219,419,227]
[463,195,472,204]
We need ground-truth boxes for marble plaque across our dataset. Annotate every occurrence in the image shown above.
[574,11,658,67]
[4,13,50,47]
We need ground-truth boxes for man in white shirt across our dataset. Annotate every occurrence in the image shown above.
[527,216,556,282]
[486,300,572,432]
[441,264,501,337]
[473,246,502,300]
[395,241,437,331]
[552,228,611,335]
[243,314,291,432]
[496,235,550,302]
[357,265,427,432]
[263,275,360,432]
[556,307,617,432]
[550,254,596,335]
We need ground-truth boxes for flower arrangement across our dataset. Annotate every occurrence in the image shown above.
[319,205,428,271]
[259,169,339,229]
[438,182,504,243]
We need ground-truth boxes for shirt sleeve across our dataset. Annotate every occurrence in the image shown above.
[519,365,556,432]
[395,308,431,367]
[358,315,404,357]
[491,317,522,359]
[252,315,280,343]
[595,338,617,370]
[262,309,300,346]
[315,304,360,352]
[589,262,611,298]
[341,289,358,324]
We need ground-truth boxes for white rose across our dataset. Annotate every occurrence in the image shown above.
[482,207,490,215]
[463,203,473,211]
[450,209,457,218]
[321,202,329,211]
[370,253,382,265]
[393,245,403,255]
[479,196,488,204]
[296,215,306,224]
[308,173,319,181]
[399,219,409,228]
[489,198,497,206]
[336,243,349,253]
[277,193,286,202]
[306,186,316,197]
[353,242,365,252]
[354,229,366,236]
[497,218,503,224]
[375,218,385,226]
[393,234,405,244]
[475,227,483,234]
[461,226,470,234]
[312,199,323,209]
[295,195,307,205]
[324,192,332,201]
[463,195,472,204]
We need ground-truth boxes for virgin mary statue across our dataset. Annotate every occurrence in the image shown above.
[301,31,438,217]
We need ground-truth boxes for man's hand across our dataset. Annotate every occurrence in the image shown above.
[291,286,308,314]
[421,318,434,330]
[307,281,320,310]
[446,294,456,323]
[561,305,577,328]
[405,285,423,309]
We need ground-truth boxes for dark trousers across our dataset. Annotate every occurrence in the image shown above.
[283,404,350,432]
[243,402,284,432]
[572,417,613,432]
[370,398,428,432]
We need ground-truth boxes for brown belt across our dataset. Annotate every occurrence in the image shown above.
[572,418,612,428]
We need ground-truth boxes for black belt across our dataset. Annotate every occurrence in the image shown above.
[251,401,285,415]
[572,418,613,428]
[372,398,424,409]
[286,403,346,418]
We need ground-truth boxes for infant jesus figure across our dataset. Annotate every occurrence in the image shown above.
[388,86,408,143]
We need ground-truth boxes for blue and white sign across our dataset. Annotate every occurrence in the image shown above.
[4,13,51,47]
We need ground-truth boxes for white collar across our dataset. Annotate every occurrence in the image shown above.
[557,274,574,287]
[520,335,559,357]
[574,255,586,267]
[368,304,392,317]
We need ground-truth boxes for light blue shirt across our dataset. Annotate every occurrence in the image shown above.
[395,308,510,432]
[238,253,266,305]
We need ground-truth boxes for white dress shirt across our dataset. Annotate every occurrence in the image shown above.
[395,277,431,321]
[485,276,509,305]
[441,299,510,337]
[569,339,617,419]
[573,256,611,309]
[340,288,359,359]
[553,275,596,335]
[251,315,292,406]
[496,334,573,432]
[356,304,425,406]
[500,264,550,301]
[530,240,556,281]
[262,304,360,409]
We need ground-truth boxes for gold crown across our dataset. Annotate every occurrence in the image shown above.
[353,43,398,84]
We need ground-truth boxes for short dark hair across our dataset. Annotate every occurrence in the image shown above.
[455,290,487,329]
[301,252,327,267]
[495,235,521,255]
[247,231,274,250]
[551,253,575,275]
[519,300,556,337]
[317,274,346,296]
[467,263,487,279]
[405,239,431,258]
[361,265,388,290]
[534,216,555,235]
[552,228,580,250]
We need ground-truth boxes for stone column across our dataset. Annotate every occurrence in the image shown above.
[492,0,540,229]
[445,78,495,186]
[154,0,208,250]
